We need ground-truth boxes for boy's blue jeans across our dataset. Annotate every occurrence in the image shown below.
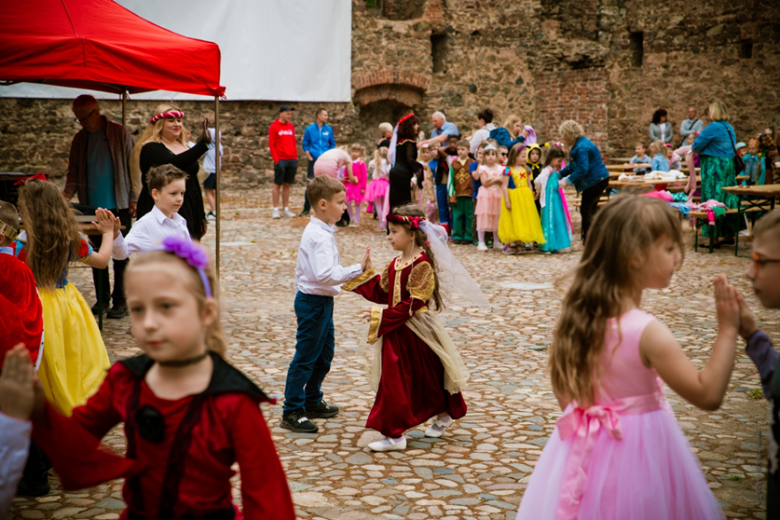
[283,292,335,413]
[436,183,452,230]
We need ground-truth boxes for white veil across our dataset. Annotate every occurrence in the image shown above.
[387,123,400,168]
[419,220,489,308]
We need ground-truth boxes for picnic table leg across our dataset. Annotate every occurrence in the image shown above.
[694,217,699,253]
[735,194,741,257]
[710,220,715,254]
[97,271,103,331]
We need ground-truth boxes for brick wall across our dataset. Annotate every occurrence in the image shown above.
[536,69,609,154]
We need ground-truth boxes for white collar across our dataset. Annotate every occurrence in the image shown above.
[151,205,184,225]
[310,215,336,234]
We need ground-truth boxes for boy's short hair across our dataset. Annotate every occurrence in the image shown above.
[635,142,646,149]
[754,209,780,243]
[456,140,470,149]
[0,201,20,240]
[147,164,188,193]
[498,145,508,153]
[448,134,461,141]
[308,175,345,206]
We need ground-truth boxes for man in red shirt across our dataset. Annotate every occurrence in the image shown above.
[269,105,299,218]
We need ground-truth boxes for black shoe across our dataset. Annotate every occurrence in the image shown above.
[299,210,310,217]
[107,302,129,319]
[16,476,51,497]
[91,301,109,315]
[305,399,340,419]
[280,410,319,433]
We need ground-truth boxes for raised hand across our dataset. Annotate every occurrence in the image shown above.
[361,246,372,272]
[0,344,36,421]
[93,208,116,235]
[735,293,758,340]
[713,275,740,334]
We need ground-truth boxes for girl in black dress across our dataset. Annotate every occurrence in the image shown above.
[388,114,423,212]
[130,104,211,240]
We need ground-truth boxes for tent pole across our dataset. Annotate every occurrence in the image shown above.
[121,90,127,127]
[214,96,221,278]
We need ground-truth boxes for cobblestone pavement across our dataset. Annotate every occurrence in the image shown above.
[6,187,772,520]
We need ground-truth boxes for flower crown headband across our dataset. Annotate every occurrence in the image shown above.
[397,113,414,126]
[149,236,212,298]
[150,110,185,125]
[387,213,427,231]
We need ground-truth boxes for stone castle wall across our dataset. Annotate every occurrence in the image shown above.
[1,0,778,184]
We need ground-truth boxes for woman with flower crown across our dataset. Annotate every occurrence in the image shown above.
[343,204,488,451]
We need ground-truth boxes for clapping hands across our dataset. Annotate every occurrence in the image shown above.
[361,246,372,272]
[93,208,118,236]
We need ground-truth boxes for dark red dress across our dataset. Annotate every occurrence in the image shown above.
[33,352,295,520]
[343,252,467,438]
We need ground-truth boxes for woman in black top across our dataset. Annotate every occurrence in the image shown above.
[388,114,423,211]
[130,104,211,240]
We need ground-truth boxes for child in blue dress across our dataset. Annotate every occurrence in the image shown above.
[534,145,572,253]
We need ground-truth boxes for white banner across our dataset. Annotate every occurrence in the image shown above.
[0,0,352,102]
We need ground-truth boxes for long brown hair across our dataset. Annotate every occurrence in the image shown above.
[125,250,226,357]
[17,179,83,291]
[390,204,444,311]
[549,195,684,407]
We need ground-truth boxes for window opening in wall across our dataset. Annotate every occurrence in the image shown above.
[431,33,448,73]
[629,31,643,67]
[740,40,753,59]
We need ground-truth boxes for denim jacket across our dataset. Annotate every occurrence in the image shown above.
[560,137,609,192]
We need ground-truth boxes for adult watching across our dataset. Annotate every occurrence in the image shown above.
[649,109,673,144]
[556,120,610,242]
[469,108,497,154]
[269,105,299,219]
[388,114,423,211]
[131,104,210,240]
[692,101,741,247]
[377,122,393,149]
[679,106,703,146]
[419,111,459,148]
[300,109,336,217]
[64,95,135,319]
[489,115,529,150]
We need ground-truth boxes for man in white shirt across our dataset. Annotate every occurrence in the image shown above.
[281,176,370,434]
[111,165,191,260]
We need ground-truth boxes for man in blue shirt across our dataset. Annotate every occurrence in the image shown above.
[419,111,459,149]
[300,109,336,216]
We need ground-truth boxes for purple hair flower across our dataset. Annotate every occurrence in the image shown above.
[153,236,212,297]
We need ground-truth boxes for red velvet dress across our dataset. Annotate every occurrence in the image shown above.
[32,352,295,520]
[344,252,467,437]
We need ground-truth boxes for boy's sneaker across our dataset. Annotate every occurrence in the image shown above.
[206,211,216,221]
[280,410,318,433]
[282,208,295,218]
[305,399,340,419]
[272,208,280,219]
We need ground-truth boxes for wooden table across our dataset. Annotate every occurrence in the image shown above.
[721,184,780,255]
[609,176,698,190]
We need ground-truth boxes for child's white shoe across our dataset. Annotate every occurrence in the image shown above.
[425,414,453,438]
[368,436,407,452]
[477,242,488,252]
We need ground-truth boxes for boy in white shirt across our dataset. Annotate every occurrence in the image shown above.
[111,165,191,260]
[281,175,370,433]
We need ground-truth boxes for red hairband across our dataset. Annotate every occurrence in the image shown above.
[13,173,47,186]
[150,111,185,124]
[387,214,426,231]
[397,113,414,126]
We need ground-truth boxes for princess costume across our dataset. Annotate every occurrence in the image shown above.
[475,163,504,232]
[13,232,109,416]
[345,159,367,204]
[516,309,723,520]
[535,166,572,252]
[366,157,390,204]
[498,166,545,246]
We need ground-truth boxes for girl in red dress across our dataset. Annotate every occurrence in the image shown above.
[343,204,485,451]
[29,237,295,520]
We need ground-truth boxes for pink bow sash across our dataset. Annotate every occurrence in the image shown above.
[555,392,665,520]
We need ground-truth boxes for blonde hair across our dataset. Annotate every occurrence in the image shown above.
[373,147,388,173]
[378,122,393,134]
[559,120,584,143]
[126,251,226,357]
[504,115,521,137]
[130,103,188,183]
[549,195,684,407]
[17,180,83,291]
[307,175,345,206]
[349,142,366,160]
[708,101,729,122]
[649,140,668,158]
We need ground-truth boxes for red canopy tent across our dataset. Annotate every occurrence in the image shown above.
[0,0,226,274]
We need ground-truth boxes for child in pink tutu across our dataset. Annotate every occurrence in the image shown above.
[367,147,390,228]
[475,144,504,251]
[345,143,367,228]
[516,194,737,520]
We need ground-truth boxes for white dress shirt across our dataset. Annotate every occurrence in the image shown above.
[0,413,31,516]
[113,205,191,260]
[469,123,496,154]
[296,216,363,296]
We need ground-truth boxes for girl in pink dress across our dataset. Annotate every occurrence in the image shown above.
[345,143,368,227]
[517,194,738,520]
[475,144,504,251]
[366,147,390,228]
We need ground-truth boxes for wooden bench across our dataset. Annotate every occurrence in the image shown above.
[690,206,764,254]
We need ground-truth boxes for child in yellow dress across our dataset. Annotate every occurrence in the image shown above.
[498,144,545,253]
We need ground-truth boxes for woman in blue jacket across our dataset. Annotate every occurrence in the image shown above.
[557,120,610,242]
[692,101,741,246]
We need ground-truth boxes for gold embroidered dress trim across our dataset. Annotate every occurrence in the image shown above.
[342,267,376,292]
[367,307,382,344]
